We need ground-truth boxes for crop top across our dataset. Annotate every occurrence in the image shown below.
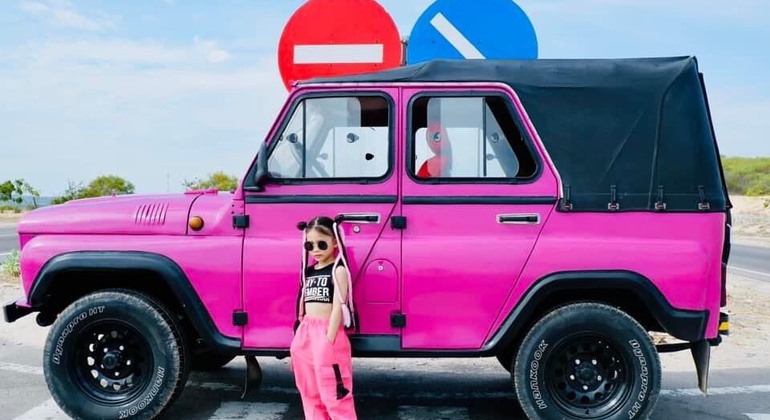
[303,263,337,305]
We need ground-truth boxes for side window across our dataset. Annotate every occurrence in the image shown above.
[410,96,537,180]
[268,96,390,180]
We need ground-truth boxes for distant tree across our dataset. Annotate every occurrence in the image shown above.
[183,171,239,192]
[20,180,40,208]
[52,176,135,205]
[79,175,135,198]
[0,180,15,203]
[51,181,84,205]
[0,179,39,207]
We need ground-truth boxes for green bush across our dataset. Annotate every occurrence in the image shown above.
[53,176,135,205]
[722,156,770,196]
[0,205,22,213]
[1,250,20,278]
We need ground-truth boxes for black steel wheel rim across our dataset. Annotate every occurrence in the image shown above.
[546,333,633,418]
[71,320,154,405]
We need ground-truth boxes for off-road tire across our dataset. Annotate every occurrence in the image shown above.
[43,290,187,419]
[513,303,661,420]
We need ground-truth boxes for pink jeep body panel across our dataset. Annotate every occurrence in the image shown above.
[5,57,730,420]
[11,81,726,353]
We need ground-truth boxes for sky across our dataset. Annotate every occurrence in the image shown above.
[0,0,768,196]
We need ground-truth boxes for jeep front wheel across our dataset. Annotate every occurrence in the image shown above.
[43,290,187,420]
[513,303,661,420]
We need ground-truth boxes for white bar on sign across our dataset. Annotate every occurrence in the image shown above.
[430,13,486,59]
[294,44,384,64]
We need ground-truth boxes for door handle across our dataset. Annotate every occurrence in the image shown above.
[337,213,381,224]
[498,214,540,224]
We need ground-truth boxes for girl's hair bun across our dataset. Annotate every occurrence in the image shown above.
[296,221,308,231]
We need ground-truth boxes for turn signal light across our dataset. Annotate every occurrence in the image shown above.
[189,216,204,231]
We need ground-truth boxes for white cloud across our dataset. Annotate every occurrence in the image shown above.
[194,37,231,64]
[517,0,769,28]
[4,37,234,68]
[0,35,286,195]
[19,0,116,31]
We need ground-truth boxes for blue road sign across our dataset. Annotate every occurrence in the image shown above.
[406,0,538,64]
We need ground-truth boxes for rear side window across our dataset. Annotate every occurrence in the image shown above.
[409,96,537,181]
[268,96,391,180]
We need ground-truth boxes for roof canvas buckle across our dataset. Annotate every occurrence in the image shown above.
[654,185,666,211]
[698,185,710,211]
[607,185,620,211]
[562,185,573,211]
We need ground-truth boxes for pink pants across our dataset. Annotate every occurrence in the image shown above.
[290,316,357,420]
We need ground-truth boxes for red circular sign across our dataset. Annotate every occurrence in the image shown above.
[278,0,403,90]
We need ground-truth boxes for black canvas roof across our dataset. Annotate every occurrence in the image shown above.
[304,57,729,212]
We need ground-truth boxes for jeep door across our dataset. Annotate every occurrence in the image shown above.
[400,88,559,349]
[241,89,401,349]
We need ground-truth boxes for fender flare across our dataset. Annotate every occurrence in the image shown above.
[28,251,241,352]
[484,270,709,353]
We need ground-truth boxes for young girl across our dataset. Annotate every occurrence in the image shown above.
[290,216,357,420]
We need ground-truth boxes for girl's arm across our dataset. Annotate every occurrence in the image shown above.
[328,266,349,342]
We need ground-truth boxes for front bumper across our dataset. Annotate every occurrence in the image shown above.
[3,299,34,323]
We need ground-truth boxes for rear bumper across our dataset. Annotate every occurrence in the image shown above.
[3,299,34,323]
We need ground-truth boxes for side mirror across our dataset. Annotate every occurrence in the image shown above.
[252,142,270,191]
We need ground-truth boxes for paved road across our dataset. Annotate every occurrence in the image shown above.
[0,224,17,259]
[730,244,770,282]
[1,347,769,419]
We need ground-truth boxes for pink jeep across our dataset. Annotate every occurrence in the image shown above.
[4,56,731,420]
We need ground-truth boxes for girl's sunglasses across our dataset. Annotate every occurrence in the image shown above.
[304,240,329,251]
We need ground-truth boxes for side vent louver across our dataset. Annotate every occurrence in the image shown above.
[134,203,169,225]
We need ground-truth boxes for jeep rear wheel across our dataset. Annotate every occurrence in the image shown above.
[513,303,660,420]
[43,291,187,420]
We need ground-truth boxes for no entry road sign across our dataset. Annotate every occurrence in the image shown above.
[406,0,538,64]
[278,0,403,90]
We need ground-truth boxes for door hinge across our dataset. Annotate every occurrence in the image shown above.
[233,311,248,326]
[390,216,407,230]
[390,312,406,328]
[233,214,250,229]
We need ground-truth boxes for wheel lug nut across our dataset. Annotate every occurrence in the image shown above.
[575,359,581,365]
[598,375,603,381]
[119,346,124,351]
[583,385,589,391]
[570,375,575,380]
[592,359,597,365]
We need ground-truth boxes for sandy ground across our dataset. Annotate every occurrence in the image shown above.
[658,272,770,373]
[0,211,24,223]
[730,195,770,247]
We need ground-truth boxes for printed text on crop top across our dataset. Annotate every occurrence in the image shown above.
[303,263,337,305]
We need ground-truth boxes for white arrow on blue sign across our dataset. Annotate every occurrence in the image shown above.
[406,0,538,64]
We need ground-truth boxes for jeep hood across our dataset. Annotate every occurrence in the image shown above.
[18,193,201,236]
